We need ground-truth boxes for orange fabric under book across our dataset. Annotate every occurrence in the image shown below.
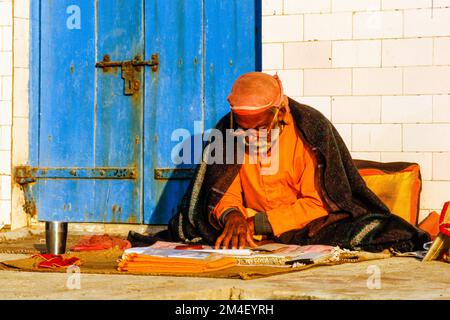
[213,110,329,237]
[419,211,440,240]
[118,254,236,273]
[358,164,421,225]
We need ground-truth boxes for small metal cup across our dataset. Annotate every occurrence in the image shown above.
[45,221,68,255]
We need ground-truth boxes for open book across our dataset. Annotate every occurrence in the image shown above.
[123,241,337,267]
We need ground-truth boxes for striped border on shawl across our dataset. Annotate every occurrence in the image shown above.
[350,219,382,248]
[188,160,208,227]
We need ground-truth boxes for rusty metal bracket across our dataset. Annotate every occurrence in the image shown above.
[95,54,159,95]
[154,168,195,180]
[14,166,37,185]
[14,166,137,185]
[13,167,37,217]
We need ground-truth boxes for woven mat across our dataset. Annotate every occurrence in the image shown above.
[0,249,392,280]
[0,234,85,254]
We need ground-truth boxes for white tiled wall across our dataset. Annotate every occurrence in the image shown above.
[262,0,450,221]
[0,0,30,229]
[11,0,30,229]
[0,0,13,227]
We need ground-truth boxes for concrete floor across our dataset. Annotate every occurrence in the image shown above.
[0,253,449,299]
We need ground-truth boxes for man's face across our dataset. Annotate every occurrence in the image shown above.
[232,107,282,153]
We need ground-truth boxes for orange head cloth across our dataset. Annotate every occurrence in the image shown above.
[228,72,284,116]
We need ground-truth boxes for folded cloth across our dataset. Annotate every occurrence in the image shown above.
[33,254,81,269]
[419,211,440,240]
[70,234,131,251]
[117,254,236,273]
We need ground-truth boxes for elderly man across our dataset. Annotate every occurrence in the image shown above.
[169,72,429,252]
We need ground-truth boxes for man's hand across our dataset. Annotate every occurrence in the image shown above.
[215,211,257,249]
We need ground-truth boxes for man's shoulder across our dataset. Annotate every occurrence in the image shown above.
[213,112,231,131]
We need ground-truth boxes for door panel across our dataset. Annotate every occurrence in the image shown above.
[94,0,144,223]
[143,0,203,224]
[96,0,144,167]
[38,1,96,221]
[37,0,143,222]
[39,1,96,167]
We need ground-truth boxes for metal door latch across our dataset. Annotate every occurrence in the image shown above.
[95,54,159,95]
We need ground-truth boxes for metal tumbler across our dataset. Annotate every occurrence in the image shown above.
[45,221,68,254]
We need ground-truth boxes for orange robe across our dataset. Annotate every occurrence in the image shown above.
[212,111,329,237]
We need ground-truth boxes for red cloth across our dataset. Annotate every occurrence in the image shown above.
[33,254,81,269]
[70,234,131,252]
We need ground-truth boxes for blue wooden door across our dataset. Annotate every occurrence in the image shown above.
[32,0,260,224]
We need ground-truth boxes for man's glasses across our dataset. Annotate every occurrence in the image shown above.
[229,107,280,138]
